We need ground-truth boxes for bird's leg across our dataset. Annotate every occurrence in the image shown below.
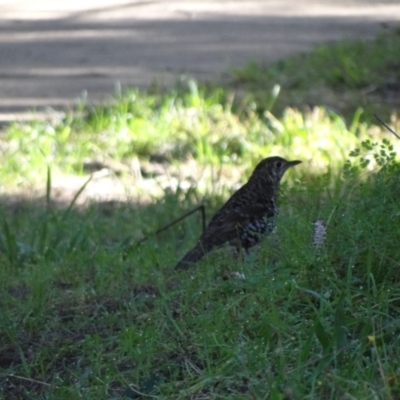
[230,245,240,262]
[230,245,249,262]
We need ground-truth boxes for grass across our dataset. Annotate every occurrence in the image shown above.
[1,30,400,189]
[2,149,400,399]
[1,29,400,399]
[231,29,400,121]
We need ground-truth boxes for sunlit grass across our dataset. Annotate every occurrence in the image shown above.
[1,30,400,191]
[2,81,399,190]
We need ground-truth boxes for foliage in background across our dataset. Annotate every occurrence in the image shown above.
[232,30,400,120]
[0,30,399,189]
[2,89,380,187]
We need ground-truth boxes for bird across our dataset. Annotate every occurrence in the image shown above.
[174,156,301,270]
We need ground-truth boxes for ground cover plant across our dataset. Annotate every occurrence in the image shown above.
[1,29,400,399]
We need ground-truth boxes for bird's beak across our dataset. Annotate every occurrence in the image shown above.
[288,160,302,167]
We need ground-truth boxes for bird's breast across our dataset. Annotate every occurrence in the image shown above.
[239,215,275,248]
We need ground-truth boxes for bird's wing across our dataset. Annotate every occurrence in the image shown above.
[202,203,274,243]
[220,204,273,233]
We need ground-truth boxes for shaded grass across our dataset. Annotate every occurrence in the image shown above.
[2,145,400,398]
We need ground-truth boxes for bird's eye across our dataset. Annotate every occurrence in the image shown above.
[275,161,282,168]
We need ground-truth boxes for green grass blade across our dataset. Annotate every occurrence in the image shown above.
[2,218,18,265]
[61,176,92,222]
[46,165,52,209]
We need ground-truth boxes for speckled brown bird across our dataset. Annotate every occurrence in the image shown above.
[175,156,301,270]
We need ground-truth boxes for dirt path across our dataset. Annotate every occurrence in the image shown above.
[0,0,399,123]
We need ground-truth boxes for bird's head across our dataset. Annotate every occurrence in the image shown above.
[250,156,302,186]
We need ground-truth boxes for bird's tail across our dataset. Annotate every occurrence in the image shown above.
[174,243,207,270]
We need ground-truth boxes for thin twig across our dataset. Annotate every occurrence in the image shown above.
[7,374,59,389]
[135,204,206,245]
[374,114,400,140]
